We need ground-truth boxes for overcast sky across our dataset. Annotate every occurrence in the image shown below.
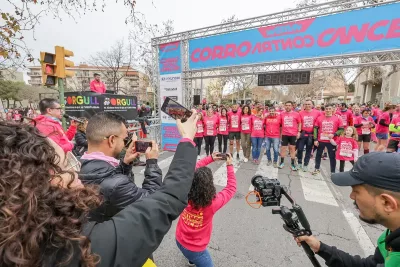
[17,0,296,68]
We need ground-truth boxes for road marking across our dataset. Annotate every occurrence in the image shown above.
[342,210,375,256]
[298,160,339,206]
[213,151,243,187]
[319,164,375,256]
[140,154,174,174]
[249,149,278,191]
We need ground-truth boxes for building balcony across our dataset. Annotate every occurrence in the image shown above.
[29,80,42,85]
[125,75,139,80]
[28,72,42,77]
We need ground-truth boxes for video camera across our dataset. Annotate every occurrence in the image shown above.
[247,175,322,267]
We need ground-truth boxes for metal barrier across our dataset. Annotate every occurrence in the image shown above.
[127,117,161,145]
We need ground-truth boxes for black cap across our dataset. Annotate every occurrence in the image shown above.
[331,152,400,192]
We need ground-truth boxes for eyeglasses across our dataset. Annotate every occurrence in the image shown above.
[104,135,130,146]
[66,152,81,172]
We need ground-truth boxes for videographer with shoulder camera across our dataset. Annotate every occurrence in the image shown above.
[296,152,400,267]
[79,112,162,223]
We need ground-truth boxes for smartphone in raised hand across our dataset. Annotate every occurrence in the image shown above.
[217,153,228,160]
[135,141,152,153]
[161,97,192,122]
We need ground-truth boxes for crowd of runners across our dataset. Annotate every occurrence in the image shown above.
[193,100,400,174]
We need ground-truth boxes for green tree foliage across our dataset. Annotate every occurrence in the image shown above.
[0,80,23,107]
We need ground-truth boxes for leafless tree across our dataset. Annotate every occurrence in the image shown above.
[88,39,134,94]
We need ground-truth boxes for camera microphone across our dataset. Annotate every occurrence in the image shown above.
[63,114,85,124]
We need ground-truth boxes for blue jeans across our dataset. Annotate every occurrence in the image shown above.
[296,135,313,166]
[176,240,214,267]
[265,137,280,162]
[251,137,263,160]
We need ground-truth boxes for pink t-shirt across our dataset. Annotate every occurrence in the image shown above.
[228,111,241,132]
[251,115,265,138]
[176,156,236,252]
[354,116,375,136]
[336,109,353,127]
[195,120,204,138]
[241,115,252,134]
[315,115,342,143]
[336,136,358,161]
[280,111,301,136]
[390,116,400,141]
[299,109,320,133]
[392,111,400,120]
[264,115,281,138]
[203,115,219,136]
[218,116,229,135]
[13,114,22,121]
[376,112,390,134]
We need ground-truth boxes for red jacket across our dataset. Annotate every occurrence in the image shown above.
[33,115,77,152]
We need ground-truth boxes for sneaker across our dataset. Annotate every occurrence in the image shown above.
[244,158,248,163]
[267,160,272,166]
[278,162,284,169]
[302,165,308,172]
[312,169,320,175]
[188,261,195,267]
[197,155,200,161]
[291,164,298,171]
[323,153,327,160]
[273,162,278,168]
[255,159,259,165]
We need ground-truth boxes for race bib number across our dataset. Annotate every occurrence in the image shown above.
[303,116,314,128]
[340,142,353,157]
[219,120,227,132]
[341,115,347,126]
[284,116,293,127]
[207,129,214,135]
[320,133,330,141]
[197,124,204,133]
[231,116,238,128]
[361,128,370,135]
[254,120,263,131]
[206,121,214,135]
[242,123,249,130]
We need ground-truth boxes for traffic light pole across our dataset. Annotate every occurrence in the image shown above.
[58,78,66,130]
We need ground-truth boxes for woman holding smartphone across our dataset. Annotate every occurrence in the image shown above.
[202,106,219,156]
[217,108,229,154]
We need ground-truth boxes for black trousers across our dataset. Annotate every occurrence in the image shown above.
[315,142,337,173]
[339,160,354,172]
[217,134,228,153]
[204,135,216,156]
[194,137,203,155]
[296,135,313,166]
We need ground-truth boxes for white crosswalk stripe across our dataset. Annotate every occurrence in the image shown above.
[212,151,243,187]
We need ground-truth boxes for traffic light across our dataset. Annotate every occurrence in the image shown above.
[55,46,75,78]
[40,52,57,86]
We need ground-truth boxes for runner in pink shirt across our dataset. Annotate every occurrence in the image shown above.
[330,126,359,172]
[240,105,252,162]
[297,99,320,172]
[203,106,219,156]
[313,104,343,175]
[376,105,396,151]
[336,103,353,127]
[250,107,265,164]
[228,104,242,160]
[388,115,400,152]
[217,108,229,154]
[264,106,281,167]
[353,109,375,155]
[194,112,205,159]
[279,101,301,171]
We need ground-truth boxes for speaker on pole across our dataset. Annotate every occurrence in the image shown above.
[193,95,201,106]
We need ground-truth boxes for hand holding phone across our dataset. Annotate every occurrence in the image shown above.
[135,141,152,153]
[161,97,192,122]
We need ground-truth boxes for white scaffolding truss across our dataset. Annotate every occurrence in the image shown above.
[151,0,400,139]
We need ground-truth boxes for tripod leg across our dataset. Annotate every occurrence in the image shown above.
[300,242,322,267]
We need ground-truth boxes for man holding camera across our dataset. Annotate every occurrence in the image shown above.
[79,112,162,223]
[296,152,400,267]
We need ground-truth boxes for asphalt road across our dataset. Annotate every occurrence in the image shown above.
[133,144,384,267]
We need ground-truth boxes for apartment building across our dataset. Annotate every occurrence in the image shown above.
[0,68,24,82]
[27,63,150,101]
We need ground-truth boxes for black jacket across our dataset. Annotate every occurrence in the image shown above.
[317,228,400,266]
[86,141,197,266]
[79,156,162,223]
[73,131,87,156]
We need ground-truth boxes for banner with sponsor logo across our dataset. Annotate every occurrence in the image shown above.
[189,3,400,69]
[64,92,138,122]
[159,41,183,151]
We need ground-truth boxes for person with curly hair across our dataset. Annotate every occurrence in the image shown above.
[175,152,237,267]
[0,110,199,267]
